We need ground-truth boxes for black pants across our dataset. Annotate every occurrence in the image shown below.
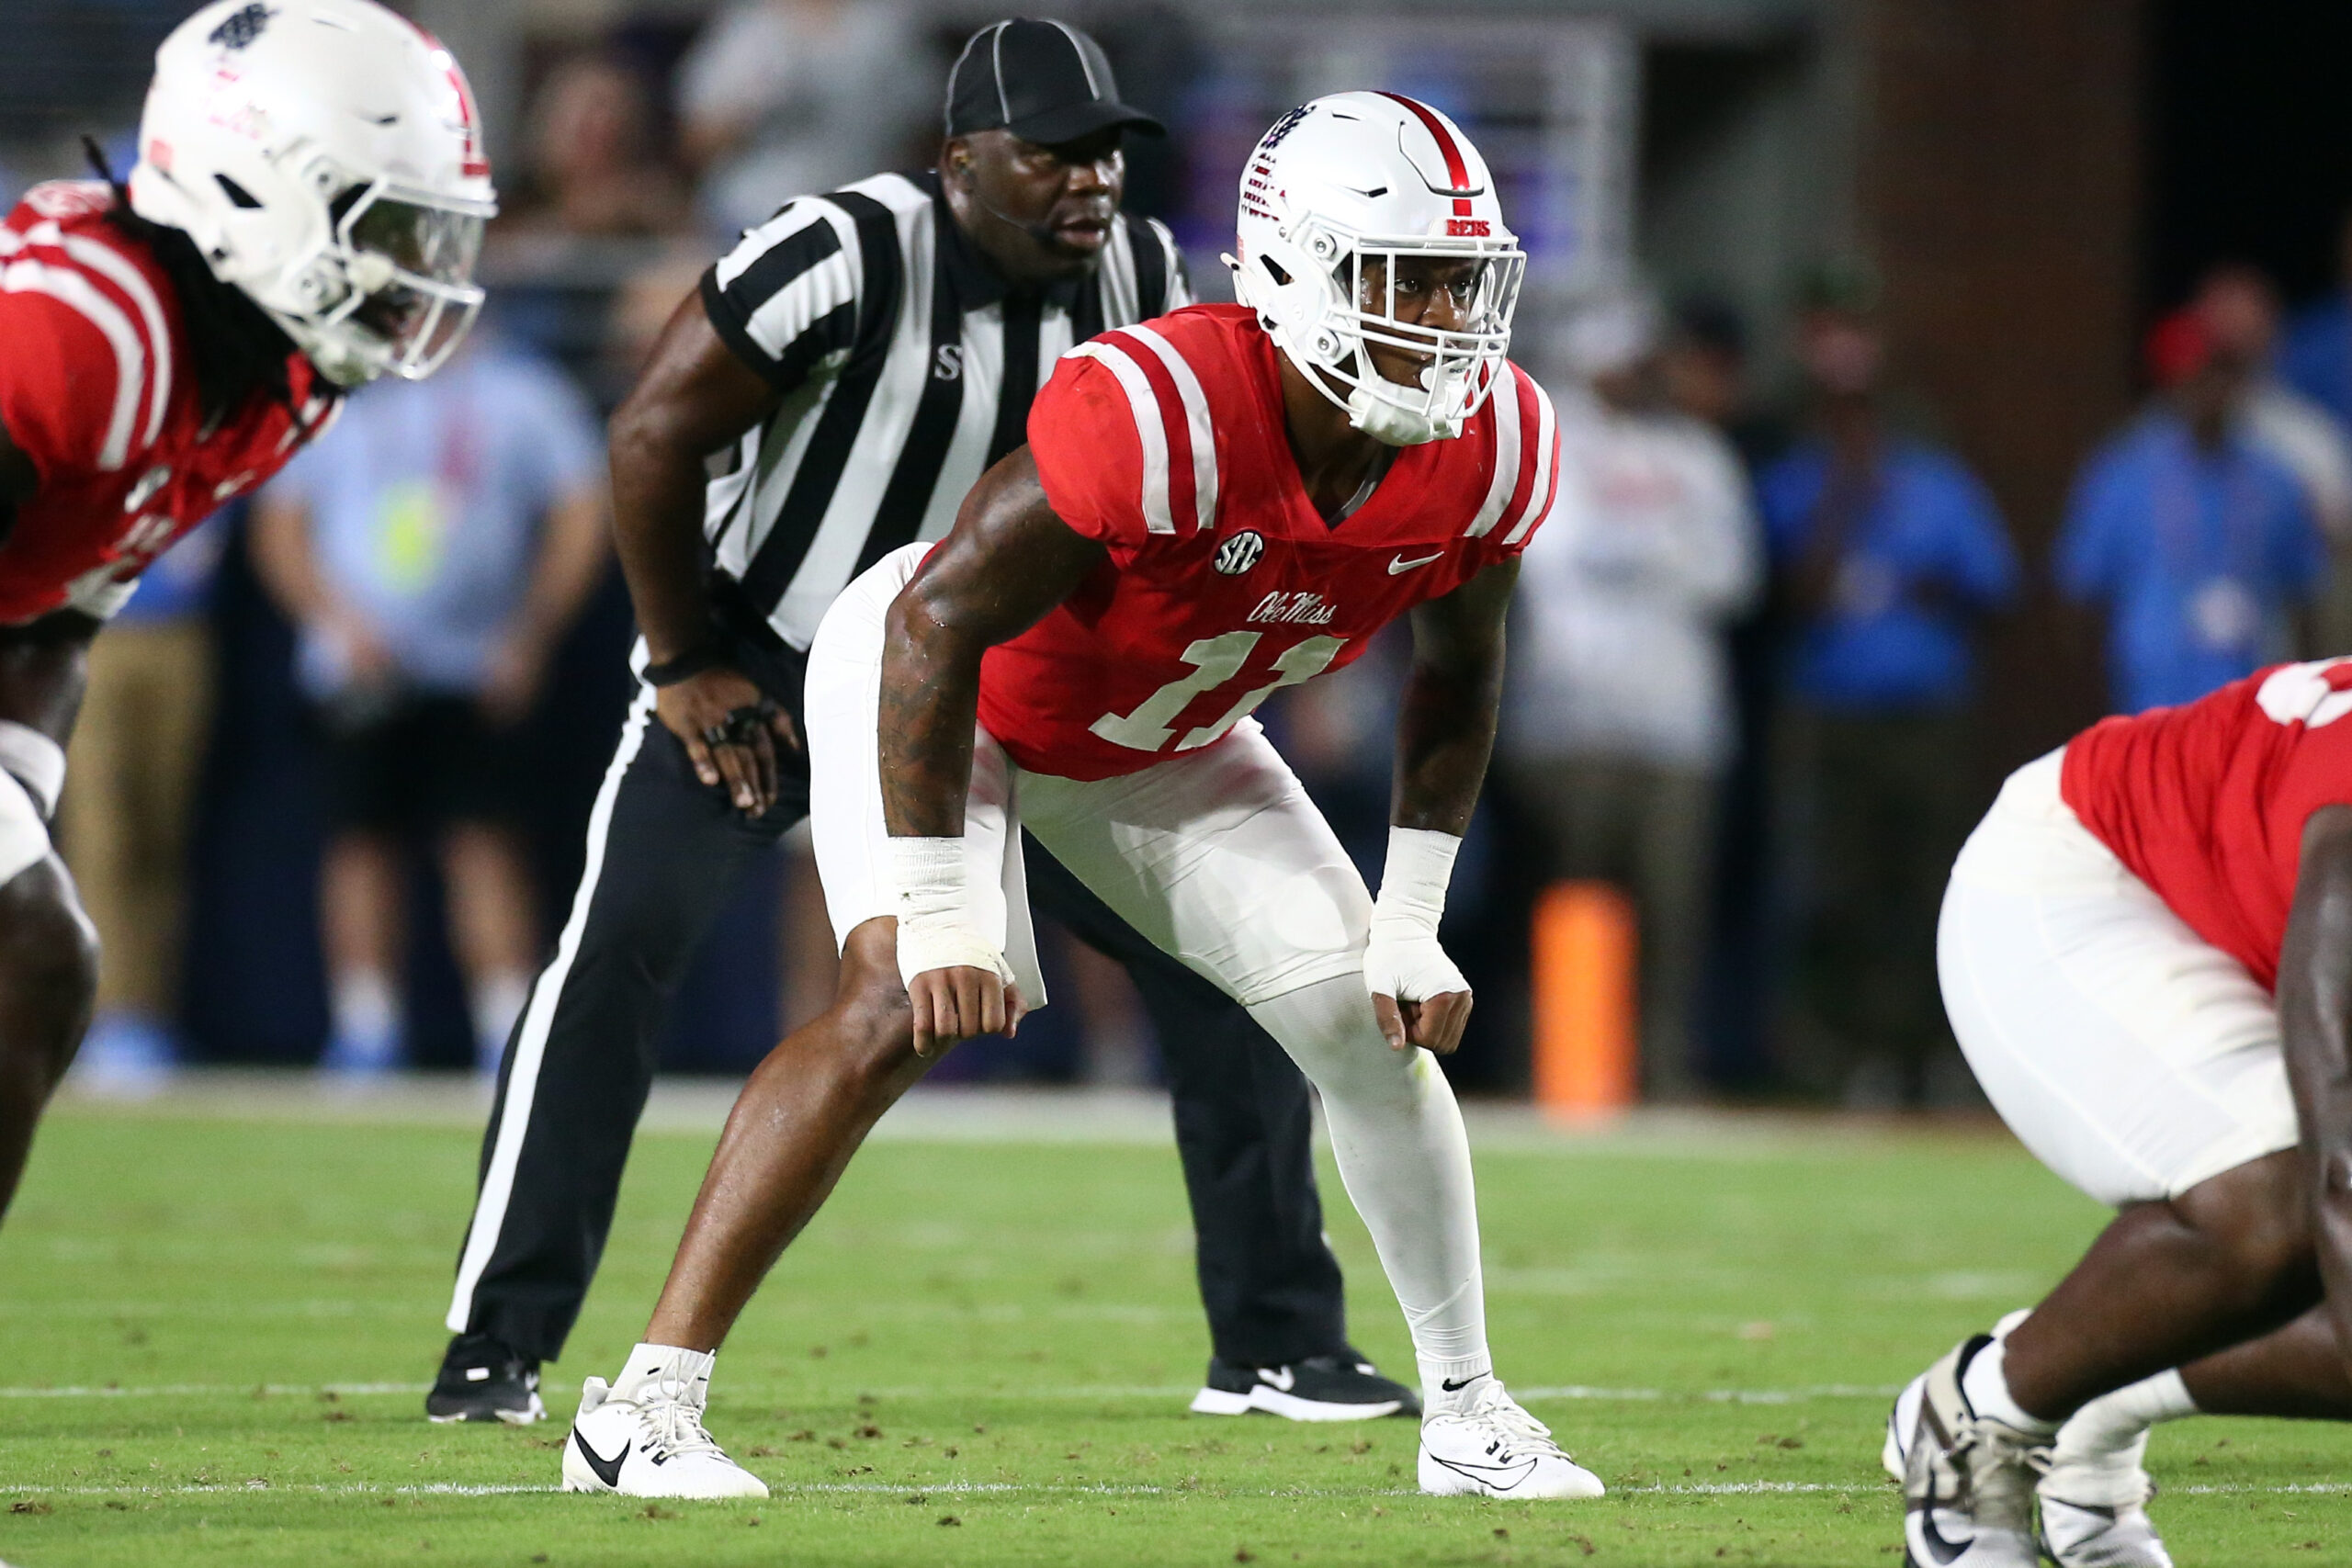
[446,684,1348,1367]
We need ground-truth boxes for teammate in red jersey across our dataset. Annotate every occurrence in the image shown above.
[1888,660,2352,1567]
[0,0,493,1219]
[560,92,1606,1504]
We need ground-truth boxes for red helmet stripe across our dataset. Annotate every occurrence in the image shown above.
[1376,92,1476,216]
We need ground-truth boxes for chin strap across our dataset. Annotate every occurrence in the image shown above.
[1346,382,1450,446]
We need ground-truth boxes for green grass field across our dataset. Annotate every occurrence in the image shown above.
[2,1088,2346,1567]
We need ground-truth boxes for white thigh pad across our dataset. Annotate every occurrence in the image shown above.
[1017,722,1371,1007]
[1940,751,2297,1205]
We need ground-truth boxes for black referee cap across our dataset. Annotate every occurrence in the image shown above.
[945,18,1164,145]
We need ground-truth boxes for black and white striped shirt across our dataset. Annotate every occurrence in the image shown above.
[697,170,1191,649]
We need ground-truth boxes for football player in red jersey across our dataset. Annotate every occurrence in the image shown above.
[0,0,493,1219]
[560,93,1607,1504]
[1886,660,2352,1567]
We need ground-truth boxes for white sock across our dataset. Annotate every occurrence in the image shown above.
[613,1341,715,1406]
[1962,1337,2060,1438]
[469,971,531,1072]
[329,969,401,1066]
[1245,975,1487,1415]
[2049,1368,2197,1500]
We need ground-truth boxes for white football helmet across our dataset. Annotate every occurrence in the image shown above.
[127,0,497,386]
[1228,92,1523,446]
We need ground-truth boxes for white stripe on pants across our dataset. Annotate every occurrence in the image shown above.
[445,682,657,1333]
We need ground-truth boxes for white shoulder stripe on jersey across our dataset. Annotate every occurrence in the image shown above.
[1464,367,1523,537]
[2,257,146,471]
[59,233,172,456]
[1503,374,1561,546]
[1065,339,1176,536]
[1118,324,1217,532]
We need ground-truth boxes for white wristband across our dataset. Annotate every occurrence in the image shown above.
[884,835,1011,990]
[1364,827,1467,1004]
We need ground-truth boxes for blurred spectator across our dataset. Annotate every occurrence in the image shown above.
[1758,265,2020,1106]
[1662,294,1791,469]
[1663,294,1790,1093]
[56,517,227,1085]
[675,0,927,238]
[2056,307,2324,714]
[1500,294,1762,1100]
[2281,207,2352,431]
[500,53,691,242]
[248,332,609,1075]
[2196,265,2352,652]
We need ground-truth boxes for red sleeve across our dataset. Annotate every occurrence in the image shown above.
[1487,363,1561,562]
[1026,345,1156,555]
[0,282,138,486]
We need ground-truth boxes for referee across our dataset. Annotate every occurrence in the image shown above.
[428,20,1414,1428]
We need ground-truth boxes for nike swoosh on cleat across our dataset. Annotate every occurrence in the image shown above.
[1257,1368,1295,1392]
[1431,1454,1540,1492]
[1388,552,1444,574]
[572,1429,627,1489]
[1907,1462,1971,1566]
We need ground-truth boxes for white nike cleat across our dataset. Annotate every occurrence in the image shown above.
[1884,1313,2171,1568]
[560,1345,767,1500]
[1899,1337,2046,1567]
[1418,1381,1605,1499]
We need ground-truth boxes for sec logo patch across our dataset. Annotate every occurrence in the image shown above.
[1214,531,1266,576]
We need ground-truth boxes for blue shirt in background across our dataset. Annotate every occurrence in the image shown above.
[1757,438,2020,712]
[116,509,227,623]
[2056,411,2324,715]
[266,337,602,698]
[2281,295,2352,432]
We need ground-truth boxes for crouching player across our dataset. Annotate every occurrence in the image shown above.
[560,93,1606,1502]
[1891,657,2352,1566]
[0,0,492,1220]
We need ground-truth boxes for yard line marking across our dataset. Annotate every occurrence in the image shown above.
[0,1382,431,1399]
[3,1478,2346,1501]
[0,1380,1905,1404]
[0,1380,1902,1404]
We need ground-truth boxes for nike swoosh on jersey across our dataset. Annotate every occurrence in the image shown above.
[1388,552,1445,574]
[1430,1453,1540,1491]
[572,1428,628,1489]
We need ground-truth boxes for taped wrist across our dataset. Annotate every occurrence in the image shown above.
[1364,827,1467,1002]
[885,835,1011,989]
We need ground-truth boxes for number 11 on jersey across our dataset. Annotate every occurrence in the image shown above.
[1089,632,1347,754]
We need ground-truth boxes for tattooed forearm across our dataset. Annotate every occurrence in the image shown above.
[1392,559,1515,836]
[872,447,1107,840]
[878,588,986,839]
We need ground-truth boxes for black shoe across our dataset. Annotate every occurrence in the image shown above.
[425,1332,546,1425]
[1188,1350,1420,1421]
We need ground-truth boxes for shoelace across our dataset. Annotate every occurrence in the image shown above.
[632,1381,726,1461]
[1450,1390,1569,1461]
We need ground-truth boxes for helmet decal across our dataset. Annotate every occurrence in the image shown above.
[207,3,276,51]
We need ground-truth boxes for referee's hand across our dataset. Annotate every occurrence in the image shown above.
[656,665,801,817]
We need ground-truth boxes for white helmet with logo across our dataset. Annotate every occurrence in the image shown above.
[127,0,498,386]
[1227,91,1523,446]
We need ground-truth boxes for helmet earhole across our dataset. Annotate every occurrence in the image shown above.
[1261,256,1291,288]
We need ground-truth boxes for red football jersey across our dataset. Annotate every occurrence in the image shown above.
[0,181,330,625]
[2060,658,2352,990]
[978,304,1559,782]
